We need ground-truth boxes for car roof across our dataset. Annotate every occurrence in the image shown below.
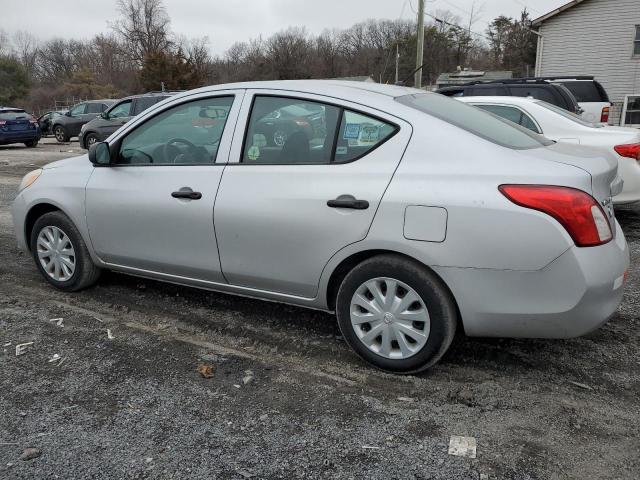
[177,80,424,100]
[117,91,180,102]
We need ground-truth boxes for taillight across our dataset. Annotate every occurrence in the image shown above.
[614,143,640,161]
[600,106,610,123]
[0,120,6,126]
[499,185,612,247]
[294,117,310,128]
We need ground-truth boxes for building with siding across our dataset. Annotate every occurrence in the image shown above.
[532,0,640,125]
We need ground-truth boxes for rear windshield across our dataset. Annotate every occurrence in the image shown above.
[560,81,609,103]
[396,93,552,150]
[0,110,29,120]
[534,100,603,128]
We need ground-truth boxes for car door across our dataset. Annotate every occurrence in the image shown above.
[66,103,87,135]
[85,91,244,282]
[214,91,412,298]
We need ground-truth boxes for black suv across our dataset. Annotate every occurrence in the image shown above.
[79,92,176,149]
[51,100,115,143]
[436,79,582,114]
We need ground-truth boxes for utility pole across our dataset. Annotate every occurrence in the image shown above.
[414,0,425,88]
[395,43,400,84]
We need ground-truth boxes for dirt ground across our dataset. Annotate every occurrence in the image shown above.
[1,138,639,480]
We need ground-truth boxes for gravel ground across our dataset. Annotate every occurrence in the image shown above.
[0,138,639,479]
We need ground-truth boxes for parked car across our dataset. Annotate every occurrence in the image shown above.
[436,79,582,114]
[11,81,629,373]
[0,107,41,147]
[253,101,326,148]
[51,100,115,143]
[457,96,640,205]
[533,76,612,124]
[79,92,176,149]
[37,110,68,136]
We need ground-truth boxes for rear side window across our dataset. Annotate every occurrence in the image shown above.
[334,110,396,163]
[87,103,105,114]
[69,103,87,116]
[134,96,167,115]
[397,93,552,149]
[509,86,557,105]
[0,110,28,120]
[560,81,609,102]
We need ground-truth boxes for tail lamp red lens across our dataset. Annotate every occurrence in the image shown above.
[614,143,640,161]
[499,185,612,247]
[600,106,609,123]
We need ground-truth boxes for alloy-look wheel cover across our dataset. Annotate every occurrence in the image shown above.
[37,226,76,282]
[350,277,430,360]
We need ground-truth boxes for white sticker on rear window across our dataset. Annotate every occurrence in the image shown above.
[343,123,360,139]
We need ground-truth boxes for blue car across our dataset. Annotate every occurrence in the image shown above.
[0,107,42,147]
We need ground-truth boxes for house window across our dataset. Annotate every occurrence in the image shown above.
[635,26,640,55]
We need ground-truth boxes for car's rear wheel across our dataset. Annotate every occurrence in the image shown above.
[30,211,101,291]
[336,254,457,373]
[24,140,38,148]
[53,125,69,143]
[84,133,99,148]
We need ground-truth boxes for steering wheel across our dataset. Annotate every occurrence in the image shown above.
[163,138,198,163]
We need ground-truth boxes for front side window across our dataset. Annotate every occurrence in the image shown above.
[117,96,234,165]
[397,93,552,149]
[69,103,86,116]
[474,104,542,134]
[109,100,133,119]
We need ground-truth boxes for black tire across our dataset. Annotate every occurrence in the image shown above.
[336,254,457,374]
[24,140,38,148]
[53,125,69,143]
[84,133,99,149]
[30,211,101,292]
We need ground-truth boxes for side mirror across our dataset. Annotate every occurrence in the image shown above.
[88,142,112,166]
[65,111,72,117]
[100,111,109,120]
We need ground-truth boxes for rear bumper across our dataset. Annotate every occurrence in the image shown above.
[0,129,41,145]
[435,220,630,338]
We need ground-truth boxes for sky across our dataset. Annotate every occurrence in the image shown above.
[2,0,568,55]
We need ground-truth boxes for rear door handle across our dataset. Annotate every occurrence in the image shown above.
[327,194,369,210]
[171,189,202,200]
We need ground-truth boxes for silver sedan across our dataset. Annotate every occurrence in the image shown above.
[11,81,630,373]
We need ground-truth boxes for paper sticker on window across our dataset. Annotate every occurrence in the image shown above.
[247,145,260,161]
[336,146,348,155]
[343,123,361,139]
[253,134,267,148]
[360,125,379,143]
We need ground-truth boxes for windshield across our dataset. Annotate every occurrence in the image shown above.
[535,100,602,128]
[396,93,553,150]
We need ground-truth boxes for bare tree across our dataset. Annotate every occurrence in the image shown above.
[111,0,173,66]
[12,31,39,80]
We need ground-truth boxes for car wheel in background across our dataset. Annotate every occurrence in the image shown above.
[84,133,99,148]
[24,140,38,148]
[53,125,69,143]
[336,254,457,373]
[30,211,101,292]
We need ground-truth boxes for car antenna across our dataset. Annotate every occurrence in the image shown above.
[396,62,427,87]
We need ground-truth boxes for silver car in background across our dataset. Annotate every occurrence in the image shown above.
[11,81,630,373]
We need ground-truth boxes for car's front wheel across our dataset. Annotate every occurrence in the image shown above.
[30,211,101,291]
[84,133,99,148]
[53,125,69,143]
[336,254,457,373]
[24,140,38,148]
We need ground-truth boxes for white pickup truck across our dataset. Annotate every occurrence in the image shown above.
[539,76,612,125]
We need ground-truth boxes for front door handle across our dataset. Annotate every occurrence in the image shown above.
[171,188,202,200]
[327,194,369,210]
